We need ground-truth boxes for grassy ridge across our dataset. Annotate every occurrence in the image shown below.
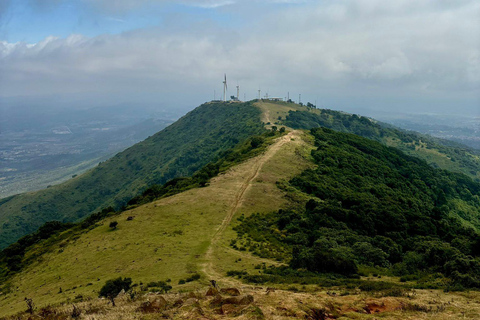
[0,128,311,316]
[0,102,265,249]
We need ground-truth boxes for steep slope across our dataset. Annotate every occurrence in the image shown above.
[232,127,480,286]
[0,128,314,316]
[0,102,265,249]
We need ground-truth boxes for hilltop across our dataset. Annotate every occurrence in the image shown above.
[1,101,480,319]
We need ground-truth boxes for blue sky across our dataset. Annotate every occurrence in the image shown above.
[1,1,244,43]
[0,0,479,116]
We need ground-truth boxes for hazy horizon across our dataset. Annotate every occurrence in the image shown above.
[0,0,479,117]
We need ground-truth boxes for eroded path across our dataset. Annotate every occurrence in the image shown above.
[201,130,301,285]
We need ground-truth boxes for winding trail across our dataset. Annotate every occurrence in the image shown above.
[201,131,297,285]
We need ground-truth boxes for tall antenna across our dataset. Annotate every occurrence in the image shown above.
[258,88,261,100]
[299,94,301,104]
[223,74,228,102]
[287,92,290,101]
[236,84,239,101]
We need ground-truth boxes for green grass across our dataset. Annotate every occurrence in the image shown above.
[0,124,315,316]
[0,101,265,249]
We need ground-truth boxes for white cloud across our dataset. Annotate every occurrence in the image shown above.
[0,0,478,114]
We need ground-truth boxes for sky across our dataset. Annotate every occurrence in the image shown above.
[0,0,479,116]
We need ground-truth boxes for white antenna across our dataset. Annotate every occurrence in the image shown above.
[258,88,261,99]
[223,74,228,102]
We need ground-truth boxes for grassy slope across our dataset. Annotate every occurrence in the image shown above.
[0,102,265,249]
[0,125,314,316]
[2,125,480,320]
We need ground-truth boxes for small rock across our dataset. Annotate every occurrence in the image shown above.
[116,289,126,298]
[221,303,243,315]
[209,294,223,307]
[206,287,219,296]
[222,295,254,306]
[187,291,198,299]
[183,298,199,306]
[220,288,241,296]
[173,298,184,307]
[138,296,167,313]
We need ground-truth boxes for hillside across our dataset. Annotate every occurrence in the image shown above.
[233,127,480,285]
[2,100,478,251]
[280,104,480,181]
[0,102,265,249]
[1,124,480,318]
[0,126,314,316]
[1,102,480,319]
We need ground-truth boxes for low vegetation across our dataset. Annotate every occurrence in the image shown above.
[0,101,266,249]
[0,127,283,283]
[284,108,480,181]
[231,127,480,289]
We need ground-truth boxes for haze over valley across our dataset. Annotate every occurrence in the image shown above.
[0,103,181,197]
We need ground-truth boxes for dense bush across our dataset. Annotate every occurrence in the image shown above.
[284,109,480,183]
[99,277,132,306]
[232,127,480,288]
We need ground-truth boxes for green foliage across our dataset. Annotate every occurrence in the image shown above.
[126,130,276,207]
[0,124,278,282]
[145,281,172,293]
[178,273,201,284]
[0,221,73,274]
[99,277,132,306]
[0,102,265,249]
[233,127,480,288]
[284,109,480,182]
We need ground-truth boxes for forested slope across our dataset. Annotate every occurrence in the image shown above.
[284,109,480,181]
[0,102,265,249]
[234,127,480,288]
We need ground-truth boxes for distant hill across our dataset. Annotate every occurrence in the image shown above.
[0,102,265,249]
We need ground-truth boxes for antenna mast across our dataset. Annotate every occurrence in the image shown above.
[236,84,239,101]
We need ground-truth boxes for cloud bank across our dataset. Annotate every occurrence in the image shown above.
[0,0,479,114]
